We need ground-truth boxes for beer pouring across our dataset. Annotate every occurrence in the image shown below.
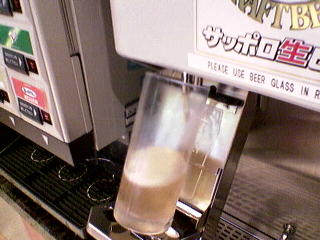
[114,72,209,237]
[86,72,256,240]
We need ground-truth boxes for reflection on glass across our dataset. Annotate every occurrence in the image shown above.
[180,101,223,211]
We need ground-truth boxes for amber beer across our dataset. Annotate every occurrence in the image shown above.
[180,151,220,211]
[114,147,187,235]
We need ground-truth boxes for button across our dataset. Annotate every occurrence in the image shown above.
[18,98,43,124]
[3,48,28,74]
[11,0,22,13]
[0,89,10,103]
[41,110,52,125]
[0,0,12,16]
[26,58,38,74]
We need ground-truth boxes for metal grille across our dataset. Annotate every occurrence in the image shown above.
[203,217,258,240]
[3,125,318,240]
[0,135,120,238]
[0,176,82,240]
[215,221,254,240]
[224,155,320,240]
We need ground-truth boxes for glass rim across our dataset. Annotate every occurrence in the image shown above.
[145,72,210,94]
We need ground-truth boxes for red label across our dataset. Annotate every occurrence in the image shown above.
[12,78,48,111]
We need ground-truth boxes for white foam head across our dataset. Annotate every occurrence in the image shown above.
[124,146,186,187]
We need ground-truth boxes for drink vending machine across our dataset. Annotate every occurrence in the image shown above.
[86,0,320,240]
[0,0,142,165]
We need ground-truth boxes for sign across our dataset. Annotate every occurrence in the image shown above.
[18,98,42,124]
[12,78,48,111]
[0,24,33,55]
[189,53,320,105]
[3,48,28,74]
[200,27,319,72]
[194,0,320,104]
[230,0,320,31]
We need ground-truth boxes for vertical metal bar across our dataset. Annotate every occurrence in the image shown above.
[202,93,257,239]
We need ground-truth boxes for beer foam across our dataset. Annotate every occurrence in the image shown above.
[124,147,186,187]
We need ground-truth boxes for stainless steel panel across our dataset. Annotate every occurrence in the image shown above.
[203,92,257,236]
[224,98,320,240]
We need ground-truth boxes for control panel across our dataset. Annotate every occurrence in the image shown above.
[0,0,78,141]
[0,0,143,165]
[0,0,26,117]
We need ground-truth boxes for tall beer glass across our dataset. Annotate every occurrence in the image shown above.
[114,72,209,236]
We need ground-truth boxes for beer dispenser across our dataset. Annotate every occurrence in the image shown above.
[0,0,143,165]
[87,0,320,240]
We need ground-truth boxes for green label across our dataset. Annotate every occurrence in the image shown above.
[0,24,33,55]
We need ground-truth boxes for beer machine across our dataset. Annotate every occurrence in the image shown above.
[0,0,319,240]
[87,0,320,240]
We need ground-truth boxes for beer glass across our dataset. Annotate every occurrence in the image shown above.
[114,72,209,236]
[180,100,223,211]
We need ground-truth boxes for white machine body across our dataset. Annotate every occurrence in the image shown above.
[110,0,320,112]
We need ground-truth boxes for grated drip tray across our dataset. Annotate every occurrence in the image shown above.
[0,124,288,240]
[203,213,270,240]
[215,221,254,240]
[0,126,121,238]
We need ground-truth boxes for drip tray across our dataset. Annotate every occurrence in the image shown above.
[0,176,83,240]
[0,131,121,239]
[215,220,255,240]
[0,125,274,240]
[204,212,274,240]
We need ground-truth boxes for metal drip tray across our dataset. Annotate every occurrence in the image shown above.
[3,123,316,240]
[215,220,255,240]
[0,124,268,240]
[0,126,121,239]
[224,153,320,240]
[203,211,273,240]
